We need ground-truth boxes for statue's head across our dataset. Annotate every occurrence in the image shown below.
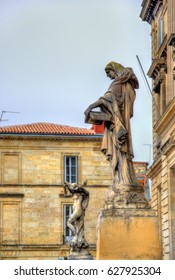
[105,61,139,89]
[105,61,125,79]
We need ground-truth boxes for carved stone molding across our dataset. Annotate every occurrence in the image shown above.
[153,66,167,92]
[148,58,167,80]
[126,192,148,204]
[97,207,157,227]
[140,0,159,24]
[0,193,24,198]
[167,33,175,48]
[104,185,150,210]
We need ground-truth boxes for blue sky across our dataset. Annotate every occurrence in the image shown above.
[0,0,152,163]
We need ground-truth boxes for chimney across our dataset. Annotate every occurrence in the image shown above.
[91,123,104,134]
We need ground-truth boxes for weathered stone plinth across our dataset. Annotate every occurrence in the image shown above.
[68,248,94,260]
[67,236,94,260]
[96,185,161,260]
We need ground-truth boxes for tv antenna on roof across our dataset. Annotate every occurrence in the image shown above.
[0,110,20,123]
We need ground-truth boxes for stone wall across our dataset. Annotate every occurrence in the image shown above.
[0,136,148,259]
[150,146,175,259]
[0,136,110,259]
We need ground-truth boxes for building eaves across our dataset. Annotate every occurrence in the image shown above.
[0,133,103,141]
[0,122,97,136]
[140,0,158,23]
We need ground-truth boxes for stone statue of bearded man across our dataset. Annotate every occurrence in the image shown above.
[84,61,139,188]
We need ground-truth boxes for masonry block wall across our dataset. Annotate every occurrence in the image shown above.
[0,127,148,259]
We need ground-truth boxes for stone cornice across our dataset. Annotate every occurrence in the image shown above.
[0,193,24,198]
[0,244,96,250]
[0,134,103,142]
[0,184,109,188]
[147,57,166,79]
[153,0,163,17]
[140,0,159,24]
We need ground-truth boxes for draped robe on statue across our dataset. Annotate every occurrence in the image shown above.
[98,68,139,186]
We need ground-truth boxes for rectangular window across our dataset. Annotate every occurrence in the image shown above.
[63,204,73,243]
[64,156,78,183]
[158,16,163,47]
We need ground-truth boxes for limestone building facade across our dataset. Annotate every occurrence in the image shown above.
[140,0,175,259]
[0,122,148,259]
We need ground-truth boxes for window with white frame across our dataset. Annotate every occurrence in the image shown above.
[63,204,73,243]
[64,156,78,183]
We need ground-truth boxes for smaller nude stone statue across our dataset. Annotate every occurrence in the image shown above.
[64,181,89,252]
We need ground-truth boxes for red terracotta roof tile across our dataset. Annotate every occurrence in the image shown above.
[0,122,95,135]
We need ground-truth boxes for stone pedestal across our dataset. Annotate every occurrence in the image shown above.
[68,248,93,260]
[96,185,161,260]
